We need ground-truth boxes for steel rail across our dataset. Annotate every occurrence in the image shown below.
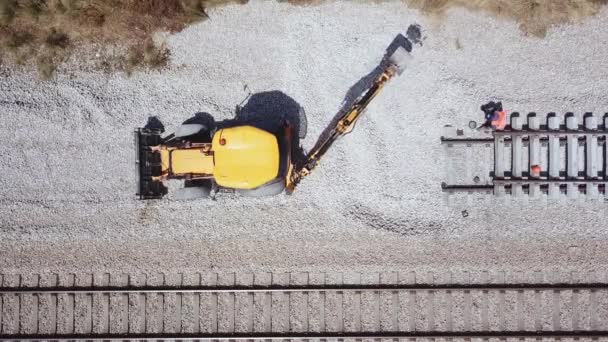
[493,179,608,184]
[442,180,608,186]
[1,283,608,294]
[495,130,608,137]
[441,137,494,144]
[442,182,607,193]
[441,135,608,145]
[2,331,608,341]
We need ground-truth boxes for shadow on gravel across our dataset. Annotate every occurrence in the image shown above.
[232,90,306,140]
[309,28,420,154]
[147,90,308,162]
[227,90,308,163]
[144,116,165,131]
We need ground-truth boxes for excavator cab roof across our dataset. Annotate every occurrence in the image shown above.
[212,126,280,189]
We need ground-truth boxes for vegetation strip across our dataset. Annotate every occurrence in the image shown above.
[1,0,607,78]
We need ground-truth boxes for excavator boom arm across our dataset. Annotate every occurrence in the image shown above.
[304,67,396,168]
[286,45,411,193]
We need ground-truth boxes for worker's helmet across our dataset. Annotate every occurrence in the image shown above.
[481,101,503,120]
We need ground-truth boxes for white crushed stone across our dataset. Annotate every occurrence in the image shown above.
[1,1,608,276]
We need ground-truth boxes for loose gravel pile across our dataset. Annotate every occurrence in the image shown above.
[1,1,607,275]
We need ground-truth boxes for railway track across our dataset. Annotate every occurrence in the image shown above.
[1,272,608,341]
[442,112,608,200]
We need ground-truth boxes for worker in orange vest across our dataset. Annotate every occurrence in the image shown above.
[479,101,507,130]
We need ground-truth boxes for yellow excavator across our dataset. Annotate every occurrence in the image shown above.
[135,38,413,200]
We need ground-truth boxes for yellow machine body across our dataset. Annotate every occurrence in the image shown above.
[161,148,214,175]
[136,42,411,200]
[159,125,280,190]
[213,126,280,189]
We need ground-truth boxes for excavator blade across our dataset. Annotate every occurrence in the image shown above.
[134,128,168,200]
[388,46,411,75]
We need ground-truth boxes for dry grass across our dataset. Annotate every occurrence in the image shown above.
[1,0,607,79]
[286,0,608,37]
[404,0,608,37]
[0,0,247,78]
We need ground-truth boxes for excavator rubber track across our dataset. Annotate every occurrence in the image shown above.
[134,128,168,200]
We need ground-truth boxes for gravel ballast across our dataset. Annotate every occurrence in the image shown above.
[1,1,607,276]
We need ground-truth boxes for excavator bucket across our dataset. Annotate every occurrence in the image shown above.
[388,46,411,75]
[134,128,168,199]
